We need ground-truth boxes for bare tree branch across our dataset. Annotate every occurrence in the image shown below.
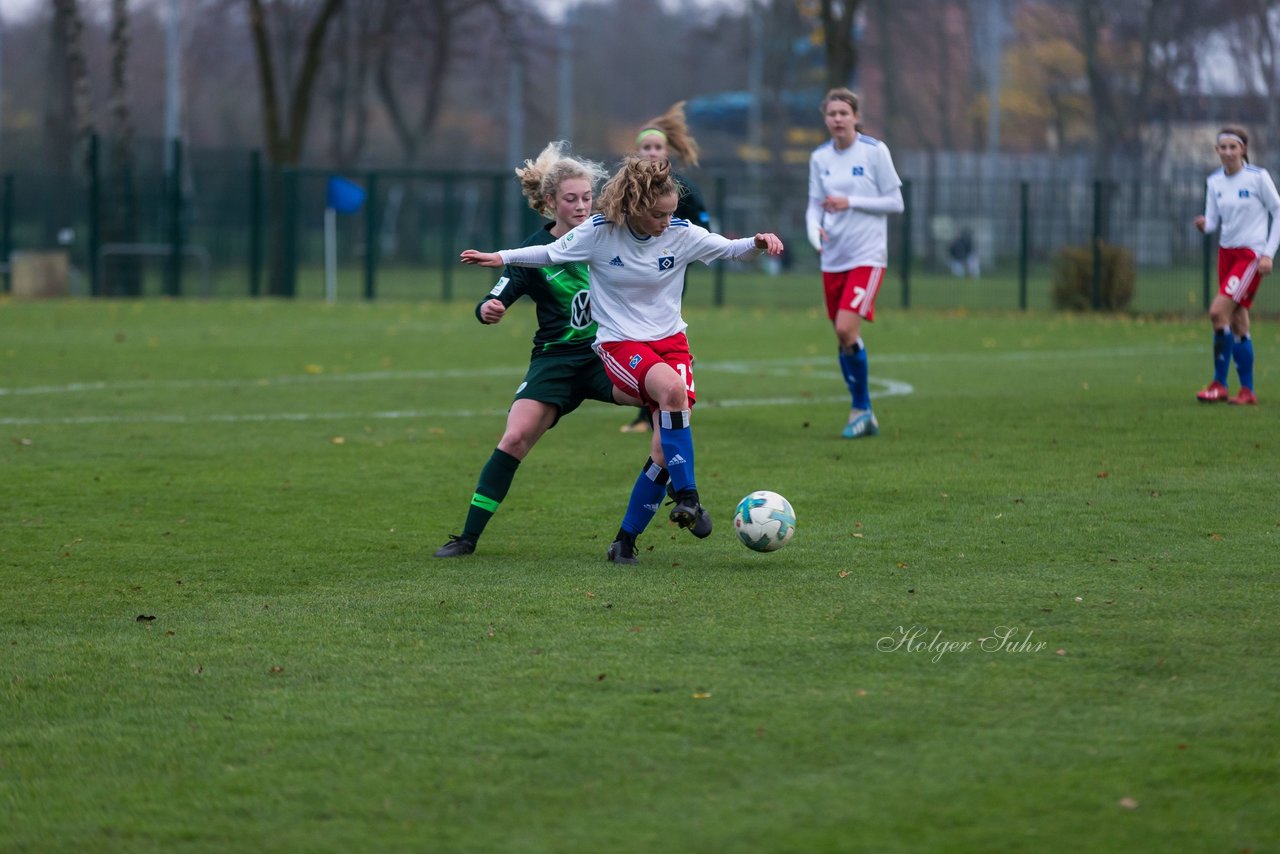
[248,0,345,164]
[819,0,864,90]
[285,0,345,162]
[53,0,95,147]
[247,0,285,158]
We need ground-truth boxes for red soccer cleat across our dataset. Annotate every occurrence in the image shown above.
[1196,381,1230,403]
[1228,387,1258,406]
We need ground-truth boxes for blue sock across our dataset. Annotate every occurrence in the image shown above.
[1233,333,1254,390]
[658,409,696,494]
[1213,328,1232,385]
[619,457,669,536]
[838,340,871,411]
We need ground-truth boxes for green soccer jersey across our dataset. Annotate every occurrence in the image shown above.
[475,223,596,356]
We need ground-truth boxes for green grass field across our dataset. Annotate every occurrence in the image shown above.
[2,296,1278,852]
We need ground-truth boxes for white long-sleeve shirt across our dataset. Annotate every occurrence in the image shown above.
[499,215,761,343]
[1203,164,1280,258]
[806,134,903,272]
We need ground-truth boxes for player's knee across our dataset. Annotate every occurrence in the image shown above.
[834,317,860,342]
[834,326,860,349]
[497,429,536,459]
[656,385,688,411]
[645,368,687,411]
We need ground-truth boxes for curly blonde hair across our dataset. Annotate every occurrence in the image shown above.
[636,100,700,168]
[596,156,679,224]
[514,141,609,219]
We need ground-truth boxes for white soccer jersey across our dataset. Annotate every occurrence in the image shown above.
[806,134,903,272]
[1203,164,1280,258]
[499,215,761,343]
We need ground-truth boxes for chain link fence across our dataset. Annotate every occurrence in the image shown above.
[2,138,1257,315]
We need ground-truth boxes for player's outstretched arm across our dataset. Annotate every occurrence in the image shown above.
[460,250,503,267]
[753,233,785,256]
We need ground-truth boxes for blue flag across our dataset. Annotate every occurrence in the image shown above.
[326,176,366,214]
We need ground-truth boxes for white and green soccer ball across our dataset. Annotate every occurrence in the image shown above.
[733,491,796,552]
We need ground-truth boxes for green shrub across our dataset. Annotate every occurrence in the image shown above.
[1051,242,1136,311]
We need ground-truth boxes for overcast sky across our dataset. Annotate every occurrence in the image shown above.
[0,0,35,21]
[0,0,738,23]
[537,0,737,20]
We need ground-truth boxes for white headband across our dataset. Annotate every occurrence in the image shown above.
[1218,132,1245,146]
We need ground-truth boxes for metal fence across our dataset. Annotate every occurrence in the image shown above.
[2,138,1260,315]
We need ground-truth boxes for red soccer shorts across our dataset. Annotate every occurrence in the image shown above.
[823,266,885,321]
[1218,246,1264,308]
[595,333,697,409]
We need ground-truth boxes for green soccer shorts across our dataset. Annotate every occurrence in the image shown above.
[513,348,619,422]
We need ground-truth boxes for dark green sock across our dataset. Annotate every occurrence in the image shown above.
[462,449,521,541]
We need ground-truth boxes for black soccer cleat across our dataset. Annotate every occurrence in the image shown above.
[434,534,476,558]
[607,531,639,565]
[688,505,713,538]
[669,489,712,539]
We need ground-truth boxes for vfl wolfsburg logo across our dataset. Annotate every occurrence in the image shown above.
[571,290,593,329]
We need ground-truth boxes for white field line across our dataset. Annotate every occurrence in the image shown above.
[0,342,1192,427]
[0,366,527,397]
[0,344,1193,398]
[0,390,910,427]
[0,409,508,426]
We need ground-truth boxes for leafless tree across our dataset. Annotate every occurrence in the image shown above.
[44,0,94,248]
[106,0,141,296]
[54,0,95,152]
[1218,0,1280,156]
[324,2,376,169]
[320,2,371,167]
[868,0,903,142]
[248,0,345,166]
[558,0,759,161]
[371,0,512,168]
[1073,0,1222,176]
[1076,0,1128,173]
[818,0,865,90]
[246,0,345,295]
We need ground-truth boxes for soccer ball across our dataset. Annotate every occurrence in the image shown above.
[733,491,796,552]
